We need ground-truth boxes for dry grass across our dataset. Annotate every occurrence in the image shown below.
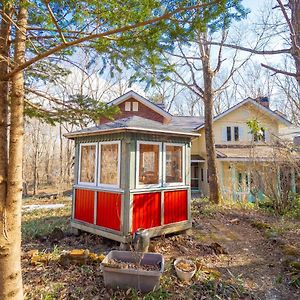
[21,196,300,299]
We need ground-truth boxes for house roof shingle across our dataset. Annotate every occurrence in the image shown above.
[65,91,294,142]
[215,145,300,161]
[169,116,204,131]
[195,97,293,130]
[65,116,200,139]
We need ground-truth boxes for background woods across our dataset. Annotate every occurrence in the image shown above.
[0,0,300,299]
[1,1,238,299]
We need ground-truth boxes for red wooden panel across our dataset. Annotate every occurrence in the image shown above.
[164,190,188,224]
[74,189,94,224]
[132,193,161,232]
[96,192,121,231]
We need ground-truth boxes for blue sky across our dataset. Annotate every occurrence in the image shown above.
[57,0,287,113]
[242,0,266,14]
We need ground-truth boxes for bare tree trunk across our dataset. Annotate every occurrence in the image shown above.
[59,124,63,194]
[33,152,38,195]
[0,3,13,299]
[202,55,220,204]
[0,3,28,299]
[32,129,40,195]
[290,0,300,84]
[66,138,72,184]
[0,4,11,220]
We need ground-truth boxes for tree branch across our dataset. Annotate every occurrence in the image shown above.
[205,41,291,55]
[213,25,227,75]
[24,98,55,114]
[277,0,300,52]
[5,1,218,79]
[44,1,67,44]
[261,63,299,78]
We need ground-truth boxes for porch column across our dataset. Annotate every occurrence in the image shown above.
[220,161,224,194]
[198,162,201,193]
[230,163,236,201]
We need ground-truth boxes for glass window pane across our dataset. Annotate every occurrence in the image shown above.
[139,144,159,185]
[166,145,183,183]
[234,126,239,141]
[227,126,231,141]
[100,144,119,185]
[132,102,139,111]
[80,145,96,183]
[125,102,131,111]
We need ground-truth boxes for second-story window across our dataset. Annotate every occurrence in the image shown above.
[132,102,139,111]
[125,101,131,111]
[226,126,231,141]
[234,126,239,141]
[254,128,266,142]
[224,126,241,142]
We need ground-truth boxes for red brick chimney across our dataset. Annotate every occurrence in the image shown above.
[257,96,269,108]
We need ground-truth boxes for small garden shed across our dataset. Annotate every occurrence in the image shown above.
[65,115,199,243]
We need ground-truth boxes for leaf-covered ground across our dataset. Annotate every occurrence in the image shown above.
[22,197,300,299]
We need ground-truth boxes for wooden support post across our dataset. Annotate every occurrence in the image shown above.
[186,143,192,222]
[71,142,80,222]
[231,163,236,201]
[74,142,79,184]
[220,162,224,196]
[121,138,134,236]
[198,162,201,194]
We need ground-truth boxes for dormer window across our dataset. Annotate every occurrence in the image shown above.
[132,102,139,111]
[125,101,131,111]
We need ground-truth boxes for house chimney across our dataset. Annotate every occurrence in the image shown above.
[258,96,269,108]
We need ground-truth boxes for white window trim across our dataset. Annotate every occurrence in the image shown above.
[78,142,98,186]
[226,126,232,142]
[163,143,185,186]
[136,141,162,189]
[132,102,139,111]
[223,125,242,143]
[125,101,131,111]
[233,126,240,142]
[98,141,121,189]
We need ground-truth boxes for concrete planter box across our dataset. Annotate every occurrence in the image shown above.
[101,250,164,293]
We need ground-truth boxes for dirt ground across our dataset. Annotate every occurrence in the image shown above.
[21,196,300,299]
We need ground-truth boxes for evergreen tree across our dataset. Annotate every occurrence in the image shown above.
[0,1,241,298]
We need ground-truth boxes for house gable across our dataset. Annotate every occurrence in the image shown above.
[99,90,172,124]
[195,98,292,131]
[193,98,293,156]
